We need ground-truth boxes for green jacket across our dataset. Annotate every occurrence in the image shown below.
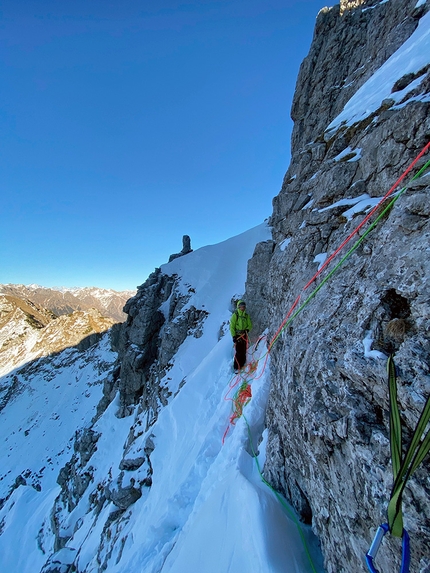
[229,301,252,337]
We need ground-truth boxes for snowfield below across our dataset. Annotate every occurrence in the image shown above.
[0,224,324,573]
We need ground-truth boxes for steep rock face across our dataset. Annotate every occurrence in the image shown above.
[291,0,423,153]
[0,332,118,550]
[245,1,430,572]
[114,267,208,420]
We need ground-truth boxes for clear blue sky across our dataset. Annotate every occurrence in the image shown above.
[1,0,331,291]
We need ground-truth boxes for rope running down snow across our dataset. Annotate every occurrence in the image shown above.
[222,141,430,572]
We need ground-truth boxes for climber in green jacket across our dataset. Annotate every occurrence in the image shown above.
[229,300,252,372]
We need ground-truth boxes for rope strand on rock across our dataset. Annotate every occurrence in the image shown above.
[221,141,430,573]
[223,144,430,437]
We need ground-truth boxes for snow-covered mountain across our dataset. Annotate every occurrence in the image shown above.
[1,1,429,572]
[0,284,135,323]
[0,223,324,573]
[0,293,117,377]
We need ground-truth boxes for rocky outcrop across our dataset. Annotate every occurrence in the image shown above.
[114,267,208,419]
[48,263,210,561]
[168,235,193,262]
[290,0,423,154]
[245,1,430,571]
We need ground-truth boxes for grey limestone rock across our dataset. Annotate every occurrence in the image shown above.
[114,266,208,419]
[168,234,193,262]
[245,1,430,571]
[104,473,142,510]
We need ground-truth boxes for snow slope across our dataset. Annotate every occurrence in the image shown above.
[0,336,117,571]
[0,223,324,573]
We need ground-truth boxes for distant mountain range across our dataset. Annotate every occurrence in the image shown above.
[0,284,135,376]
[0,284,135,322]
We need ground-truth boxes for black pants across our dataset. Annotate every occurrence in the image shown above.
[233,334,248,370]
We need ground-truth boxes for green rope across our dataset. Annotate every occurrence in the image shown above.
[243,414,319,573]
[269,157,430,351]
[230,156,430,566]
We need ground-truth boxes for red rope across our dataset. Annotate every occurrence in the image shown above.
[222,382,253,443]
[222,140,430,443]
[303,141,430,290]
[230,383,252,423]
[268,141,430,351]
